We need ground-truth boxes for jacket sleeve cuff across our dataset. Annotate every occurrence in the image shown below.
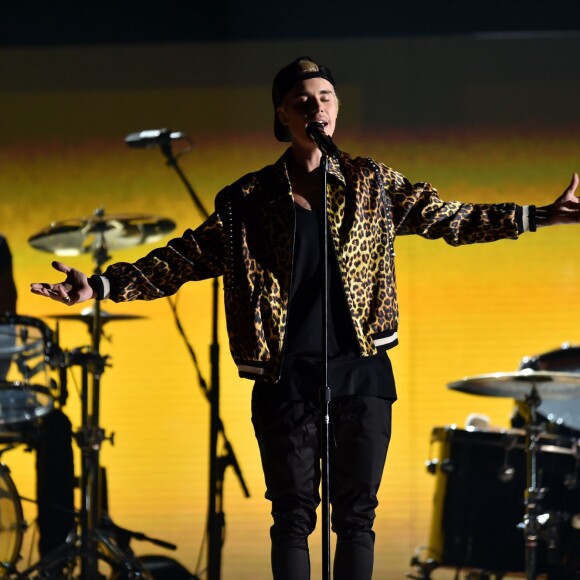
[88,275,111,301]
[518,205,537,233]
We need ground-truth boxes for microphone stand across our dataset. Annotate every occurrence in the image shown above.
[307,122,339,580]
[157,138,250,580]
[320,154,332,580]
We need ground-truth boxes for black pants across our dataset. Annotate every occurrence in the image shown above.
[251,394,392,580]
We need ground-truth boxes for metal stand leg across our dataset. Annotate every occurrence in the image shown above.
[523,386,542,580]
[74,348,109,580]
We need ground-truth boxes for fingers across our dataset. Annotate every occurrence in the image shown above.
[28,262,74,304]
[50,287,72,304]
[30,282,55,297]
[55,286,72,303]
[30,283,72,304]
[46,283,71,303]
[30,260,73,304]
[569,172,579,197]
[52,260,71,274]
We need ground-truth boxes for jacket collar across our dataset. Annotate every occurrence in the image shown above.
[275,148,347,189]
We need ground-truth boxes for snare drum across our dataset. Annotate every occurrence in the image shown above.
[0,464,24,577]
[426,426,580,574]
[0,314,56,426]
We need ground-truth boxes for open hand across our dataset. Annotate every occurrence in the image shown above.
[30,261,95,306]
[538,173,580,227]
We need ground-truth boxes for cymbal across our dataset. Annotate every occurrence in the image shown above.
[448,369,580,401]
[47,305,146,325]
[28,213,176,256]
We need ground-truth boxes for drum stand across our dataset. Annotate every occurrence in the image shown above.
[17,227,167,579]
[521,383,566,580]
[522,385,545,580]
[15,345,152,579]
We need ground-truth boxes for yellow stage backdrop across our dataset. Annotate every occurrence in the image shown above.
[1,39,579,579]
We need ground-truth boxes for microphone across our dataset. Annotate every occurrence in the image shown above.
[125,128,187,148]
[306,122,340,158]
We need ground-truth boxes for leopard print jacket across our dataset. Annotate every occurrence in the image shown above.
[104,149,520,383]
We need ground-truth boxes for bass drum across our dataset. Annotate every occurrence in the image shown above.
[426,426,580,575]
[0,464,24,577]
[520,344,580,435]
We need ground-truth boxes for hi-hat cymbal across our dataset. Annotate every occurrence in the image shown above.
[29,213,176,256]
[48,305,146,325]
[448,369,580,401]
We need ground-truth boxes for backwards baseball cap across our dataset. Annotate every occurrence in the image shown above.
[272,56,336,142]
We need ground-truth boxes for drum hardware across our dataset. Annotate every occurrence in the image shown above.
[47,306,147,346]
[448,371,580,580]
[522,386,544,580]
[14,346,118,579]
[407,546,439,580]
[96,514,181,580]
[424,456,453,476]
[24,209,176,579]
[448,369,580,400]
[28,212,176,257]
[0,314,59,427]
[48,306,146,326]
[0,316,78,577]
[93,528,152,580]
[498,441,517,484]
[420,425,580,578]
[0,464,25,578]
[132,555,199,580]
[518,344,580,438]
[70,347,112,579]
[424,458,438,475]
[98,516,178,554]
[53,323,69,409]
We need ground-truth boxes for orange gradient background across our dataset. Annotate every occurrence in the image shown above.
[1,38,579,578]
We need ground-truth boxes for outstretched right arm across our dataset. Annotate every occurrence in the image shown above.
[31,209,228,306]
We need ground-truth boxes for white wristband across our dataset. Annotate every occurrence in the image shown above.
[522,206,530,233]
[100,276,111,300]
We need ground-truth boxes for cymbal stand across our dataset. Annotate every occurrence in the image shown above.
[38,213,132,579]
[75,210,164,578]
[72,345,110,579]
[21,210,174,579]
[25,217,118,579]
[77,209,111,578]
[522,385,544,580]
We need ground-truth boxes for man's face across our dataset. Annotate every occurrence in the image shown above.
[277,77,339,148]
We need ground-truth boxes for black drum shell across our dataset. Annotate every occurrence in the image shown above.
[428,426,580,574]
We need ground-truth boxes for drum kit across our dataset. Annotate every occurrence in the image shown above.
[0,210,199,579]
[412,345,580,580]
